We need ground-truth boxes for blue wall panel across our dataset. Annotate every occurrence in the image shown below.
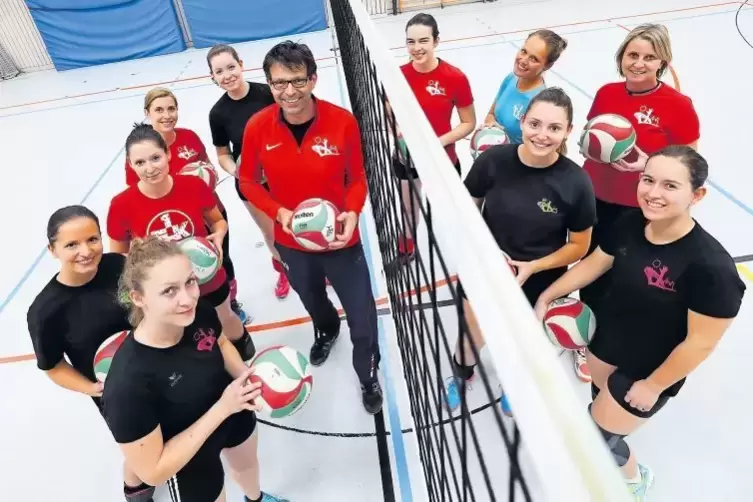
[26,0,186,71]
[181,0,327,49]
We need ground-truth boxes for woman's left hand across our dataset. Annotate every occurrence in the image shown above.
[508,259,539,286]
[624,379,661,413]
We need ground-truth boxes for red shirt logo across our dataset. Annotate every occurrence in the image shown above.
[146,210,195,241]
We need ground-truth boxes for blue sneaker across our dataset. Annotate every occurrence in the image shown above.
[628,463,654,501]
[500,392,513,417]
[231,300,253,325]
[445,376,473,412]
[245,493,289,502]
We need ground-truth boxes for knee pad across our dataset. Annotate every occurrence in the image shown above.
[233,331,256,362]
[124,483,155,502]
[589,405,630,467]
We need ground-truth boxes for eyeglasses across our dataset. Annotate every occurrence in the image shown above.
[269,77,310,91]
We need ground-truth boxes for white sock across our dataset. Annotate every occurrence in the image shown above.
[626,468,642,484]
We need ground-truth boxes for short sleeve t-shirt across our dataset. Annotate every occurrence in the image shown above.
[106,175,226,293]
[583,82,700,207]
[26,253,131,408]
[209,82,275,163]
[401,59,474,164]
[492,72,545,144]
[592,210,746,396]
[464,144,597,263]
[102,299,239,457]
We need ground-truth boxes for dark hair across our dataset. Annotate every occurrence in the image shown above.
[648,145,708,190]
[47,205,100,246]
[406,13,439,39]
[527,29,568,69]
[262,41,317,80]
[206,43,240,72]
[522,87,574,155]
[125,123,168,159]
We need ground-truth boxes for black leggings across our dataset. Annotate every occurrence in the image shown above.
[214,208,234,281]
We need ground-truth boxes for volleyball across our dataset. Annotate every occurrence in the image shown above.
[180,161,218,190]
[291,198,341,251]
[395,133,408,164]
[178,236,220,285]
[578,114,636,164]
[542,297,596,350]
[247,345,314,419]
[93,330,129,383]
[470,125,509,159]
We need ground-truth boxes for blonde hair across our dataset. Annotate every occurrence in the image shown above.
[118,236,185,326]
[615,23,672,79]
[144,87,178,112]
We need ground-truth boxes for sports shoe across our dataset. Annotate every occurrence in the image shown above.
[499,387,513,417]
[244,493,290,502]
[397,234,416,264]
[573,348,591,383]
[275,272,290,299]
[231,300,253,326]
[310,328,339,366]
[445,376,471,412]
[628,463,654,501]
[362,380,383,414]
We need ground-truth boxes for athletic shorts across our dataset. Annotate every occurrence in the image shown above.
[393,155,461,180]
[166,410,257,502]
[601,370,671,420]
[202,278,230,308]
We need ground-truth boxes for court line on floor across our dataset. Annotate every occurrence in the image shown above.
[0,1,740,113]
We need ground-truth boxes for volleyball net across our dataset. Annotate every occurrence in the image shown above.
[328,0,633,500]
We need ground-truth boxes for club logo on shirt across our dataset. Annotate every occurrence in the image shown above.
[177,145,198,160]
[194,328,217,352]
[537,198,558,214]
[634,105,660,127]
[425,80,446,97]
[146,210,195,241]
[644,259,675,292]
[312,137,340,157]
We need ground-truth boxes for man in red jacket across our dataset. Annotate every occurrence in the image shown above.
[239,41,382,414]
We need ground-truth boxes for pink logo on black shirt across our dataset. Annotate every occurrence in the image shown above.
[194,328,217,351]
[644,259,675,292]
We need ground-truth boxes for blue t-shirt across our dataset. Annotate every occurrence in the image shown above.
[492,73,545,143]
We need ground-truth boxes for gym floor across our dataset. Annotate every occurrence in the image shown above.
[0,0,751,500]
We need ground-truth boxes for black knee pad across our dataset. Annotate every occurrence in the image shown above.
[588,404,630,467]
[124,483,155,502]
[233,331,256,362]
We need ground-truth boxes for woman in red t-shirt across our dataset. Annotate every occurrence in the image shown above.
[576,23,700,383]
[108,123,256,361]
[125,87,252,326]
[396,13,476,262]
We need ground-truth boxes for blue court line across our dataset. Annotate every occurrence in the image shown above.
[0,145,126,317]
[331,46,414,501]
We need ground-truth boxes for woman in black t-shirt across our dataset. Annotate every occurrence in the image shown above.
[446,87,597,414]
[102,236,288,502]
[207,43,290,301]
[26,205,154,501]
[534,145,745,499]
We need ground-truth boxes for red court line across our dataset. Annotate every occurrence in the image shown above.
[0,1,735,112]
[0,275,457,366]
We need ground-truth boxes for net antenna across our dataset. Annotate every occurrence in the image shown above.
[328,0,634,500]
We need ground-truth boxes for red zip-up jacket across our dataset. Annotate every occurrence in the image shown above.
[239,98,368,252]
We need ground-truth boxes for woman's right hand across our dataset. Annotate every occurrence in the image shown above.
[219,366,262,416]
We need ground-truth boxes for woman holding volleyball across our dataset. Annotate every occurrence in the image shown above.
[534,146,744,499]
[575,23,700,383]
[125,87,251,325]
[27,205,154,501]
[207,44,290,300]
[107,123,256,361]
[446,87,596,416]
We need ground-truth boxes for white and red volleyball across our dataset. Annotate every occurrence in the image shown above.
[247,345,313,419]
[291,198,341,251]
[180,161,218,190]
[542,297,596,350]
[178,236,221,285]
[578,114,636,164]
[93,330,129,383]
[470,125,509,159]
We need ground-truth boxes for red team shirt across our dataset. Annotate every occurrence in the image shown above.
[401,60,474,164]
[124,127,224,211]
[583,82,700,207]
[238,99,368,252]
[106,175,226,295]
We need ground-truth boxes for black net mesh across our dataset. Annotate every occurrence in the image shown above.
[329,1,534,500]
